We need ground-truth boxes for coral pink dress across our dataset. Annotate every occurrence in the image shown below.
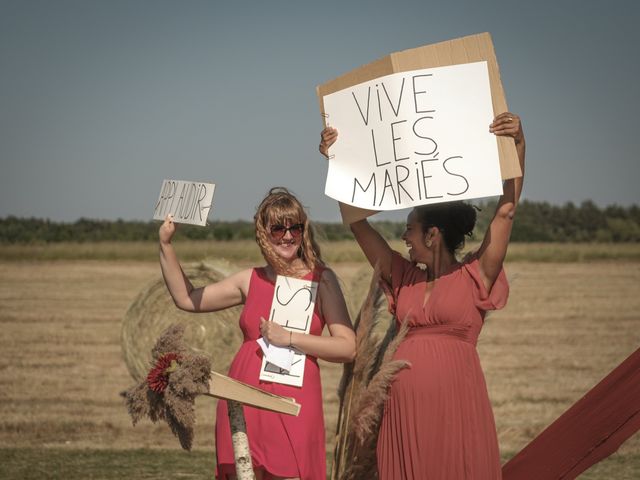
[377,252,509,480]
[215,267,326,480]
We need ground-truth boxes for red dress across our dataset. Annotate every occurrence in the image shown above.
[377,252,509,480]
[215,267,326,480]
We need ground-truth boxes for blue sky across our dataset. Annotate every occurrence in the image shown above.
[1,0,639,222]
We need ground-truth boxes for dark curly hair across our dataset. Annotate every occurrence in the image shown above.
[414,201,477,254]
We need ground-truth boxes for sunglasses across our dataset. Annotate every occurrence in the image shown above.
[270,223,304,240]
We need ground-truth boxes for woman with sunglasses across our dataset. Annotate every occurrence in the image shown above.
[159,187,355,480]
[319,113,525,479]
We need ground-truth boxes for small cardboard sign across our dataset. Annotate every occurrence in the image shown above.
[259,275,319,388]
[153,179,215,226]
[322,61,502,210]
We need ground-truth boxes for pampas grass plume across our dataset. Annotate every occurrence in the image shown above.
[332,267,410,480]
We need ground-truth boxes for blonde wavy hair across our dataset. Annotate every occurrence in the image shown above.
[254,187,323,276]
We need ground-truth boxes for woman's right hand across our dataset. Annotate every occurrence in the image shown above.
[159,214,176,245]
[319,126,338,158]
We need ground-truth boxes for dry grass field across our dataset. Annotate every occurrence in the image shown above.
[1,241,639,478]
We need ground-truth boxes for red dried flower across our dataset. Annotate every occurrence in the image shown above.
[147,352,180,394]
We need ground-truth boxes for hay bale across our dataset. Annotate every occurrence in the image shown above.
[121,261,244,381]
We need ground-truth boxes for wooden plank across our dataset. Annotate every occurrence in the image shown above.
[204,371,301,416]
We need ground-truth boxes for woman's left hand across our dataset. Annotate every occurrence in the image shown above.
[490,112,524,145]
[260,317,291,347]
[319,126,338,159]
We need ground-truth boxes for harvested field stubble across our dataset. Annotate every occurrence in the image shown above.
[0,256,639,477]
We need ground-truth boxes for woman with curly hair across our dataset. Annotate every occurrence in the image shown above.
[159,187,355,480]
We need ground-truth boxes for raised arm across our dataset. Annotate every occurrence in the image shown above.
[260,268,355,362]
[477,113,526,291]
[319,126,395,281]
[348,219,395,282]
[159,214,248,312]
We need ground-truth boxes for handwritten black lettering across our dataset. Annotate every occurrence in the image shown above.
[378,169,398,206]
[413,116,438,156]
[395,165,413,203]
[391,120,410,162]
[443,156,470,196]
[382,78,405,118]
[371,129,388,167]
[412,74,435,114]
[352,88,371,126]
[352,172,376,204]
[420,157,444,200]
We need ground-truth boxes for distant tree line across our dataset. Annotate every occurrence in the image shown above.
[475,200,640,243]
[1,200,639,243]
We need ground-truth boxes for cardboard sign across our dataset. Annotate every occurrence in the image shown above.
[317,32,520,223]
[323,61,502,210]
[153,179,215,226]
[259,275,319,388]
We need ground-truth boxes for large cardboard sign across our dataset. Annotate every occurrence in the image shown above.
[153,179,215,226]
[259,275,319,388]
[317,32,520,223]
[322,61,502,210]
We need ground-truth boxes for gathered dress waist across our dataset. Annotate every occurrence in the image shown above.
[405,324,479,346]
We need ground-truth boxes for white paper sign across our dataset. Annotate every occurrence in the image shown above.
[257,338,294,371]
[259,275,319,387]
[323,61,502,210]
[153,179,215,226]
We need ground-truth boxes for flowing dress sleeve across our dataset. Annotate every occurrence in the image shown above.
[462,257,509,311]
